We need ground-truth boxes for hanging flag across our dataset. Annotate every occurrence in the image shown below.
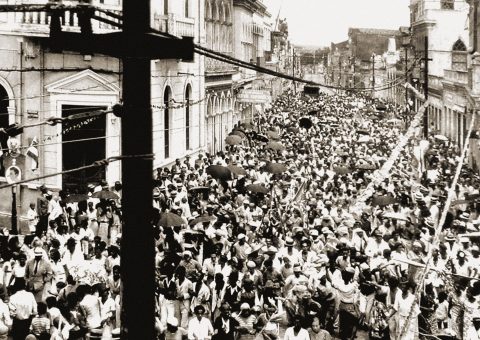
[26,136,39,171]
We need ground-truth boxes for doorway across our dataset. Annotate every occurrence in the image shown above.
[61,104,106,192]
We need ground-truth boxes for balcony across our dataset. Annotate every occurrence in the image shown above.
[444,69,468,86]
[205,51,238,74]
[153,14,195,38]
[0,5,122,36]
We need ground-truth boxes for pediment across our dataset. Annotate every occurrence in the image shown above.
[45,70,119,95]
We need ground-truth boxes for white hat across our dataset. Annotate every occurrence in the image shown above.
[238,233,246,240]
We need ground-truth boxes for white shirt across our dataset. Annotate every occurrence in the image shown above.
[187,317,213,340]
[284,327,310,340]
[9,290,37,320]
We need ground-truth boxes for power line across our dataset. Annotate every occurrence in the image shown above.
[0,154,154,190]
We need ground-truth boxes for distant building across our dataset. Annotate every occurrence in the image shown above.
[348,28,403,97]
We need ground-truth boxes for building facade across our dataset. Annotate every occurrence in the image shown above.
[204,0,237,154]
[0,0,206,229]
[409,0,470,148]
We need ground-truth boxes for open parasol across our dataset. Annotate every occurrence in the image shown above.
[254,134,269,143]
[227,164,248,176]
[188,215,216,226]
[333,166,351,175]
[266,141,286,151]
[357,135,370,143]
[246,184,269,194]
[64,194,89,203]
[189,186,210,194]
[230,129,247,139]
[372,195,396,207]
[376,103,387,111]
[299,117,313,129]
[266,130,280,140]
[355,163,377,171]
[158,212,185,227]
[91,190,120,200]
[206,165,232,181]
[225,135,243,146]
[263,162,287,174]
[357,129,369,135]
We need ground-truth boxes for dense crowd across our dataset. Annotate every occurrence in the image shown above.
[0,89,480,340]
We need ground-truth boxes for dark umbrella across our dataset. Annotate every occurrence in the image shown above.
[357,129,369,135]
[206,165,232,181]
[308,110,318,116]
[158,212,185,227]
[227,164,248,176]
[246,184,269,194]
[266,141,286,151]
[372,195,397,207]
[225,135,242,146]
[376,103,387,111]
[91,190,120,200]
[188,215,216,226]
[254,134,269,143]
[263,162,287,174]
[230,130,247,139]
[299,117,313,129]
[266,130,280,140]
[333,166,351,175]
[64,194,89,203]
[355,164,377,171]
[189,186,209,194]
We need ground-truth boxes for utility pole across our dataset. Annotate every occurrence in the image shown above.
[405,47,408,107]
[372,53,376,96]
[423,36,431,138]
[121,0,155,338]
[11,186,17,234]
[293,49,296,94]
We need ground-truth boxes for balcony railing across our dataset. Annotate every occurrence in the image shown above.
[0,5,122,35]
[205,51,238,74]
[153,14,195,38]
[444,69,468,85]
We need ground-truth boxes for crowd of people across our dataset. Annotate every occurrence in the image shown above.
[0,89,480,340]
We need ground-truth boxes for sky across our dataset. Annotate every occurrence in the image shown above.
[262,0,411,47]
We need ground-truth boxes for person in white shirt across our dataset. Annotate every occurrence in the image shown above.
[284,316,310,340]
[8,280,37,340]
[27,203,38,234]
[187,305,213,340]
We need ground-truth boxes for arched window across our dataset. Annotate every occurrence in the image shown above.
[219,2,225,23]
[164,86,172,158]
[185,84,192,151]
[205,0,211,19]
[452,39,467,71]
[0,85,9,176]
[184,0,189,18]
[224,3,231,24]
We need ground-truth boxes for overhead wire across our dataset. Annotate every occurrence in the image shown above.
[0,154,154,190]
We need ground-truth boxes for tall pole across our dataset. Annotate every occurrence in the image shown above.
[423,36,429,138]
[372,53,376,96]
[405,47,408,106]
[293,49,296,94]
[121,0,155,338]
[11,185,17,235]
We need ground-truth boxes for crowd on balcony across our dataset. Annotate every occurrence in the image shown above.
[0,89,479,340]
